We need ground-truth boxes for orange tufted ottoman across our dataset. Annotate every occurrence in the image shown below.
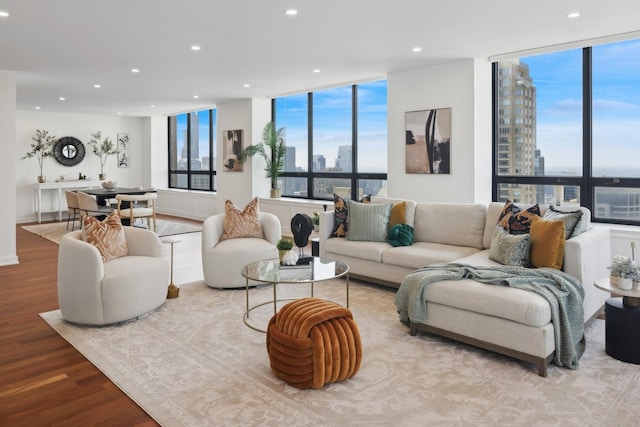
[266,297,362,389]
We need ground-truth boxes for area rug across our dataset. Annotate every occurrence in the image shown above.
[40,280,640,426]
[22,219,201,244]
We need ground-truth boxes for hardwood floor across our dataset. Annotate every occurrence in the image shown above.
[0,215,201,426]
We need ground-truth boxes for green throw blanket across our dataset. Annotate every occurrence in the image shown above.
[395,263,586,369]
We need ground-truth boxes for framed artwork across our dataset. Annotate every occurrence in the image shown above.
[117,133,130,150]
[405,108,451,174]
[118,151,130,168]
[223,129,243,172]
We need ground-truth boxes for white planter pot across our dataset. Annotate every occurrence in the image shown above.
[619,277,633,290]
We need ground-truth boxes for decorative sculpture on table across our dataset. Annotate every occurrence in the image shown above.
[291,213,313,258]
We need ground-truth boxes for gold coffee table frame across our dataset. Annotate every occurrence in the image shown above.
[241,257,349,333]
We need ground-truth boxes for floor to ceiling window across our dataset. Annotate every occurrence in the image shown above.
[493,38,640,225]
[274,79,387,201]
[168,109,216,191]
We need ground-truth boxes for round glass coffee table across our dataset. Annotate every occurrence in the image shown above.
[241,257,349,332]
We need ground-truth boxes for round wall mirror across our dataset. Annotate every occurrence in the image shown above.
[53,136,85,166]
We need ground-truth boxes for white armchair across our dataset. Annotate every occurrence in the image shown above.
[58,227,170,325]
[202,212,281,288]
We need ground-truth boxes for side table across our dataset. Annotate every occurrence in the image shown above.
[163,238,182,299]
[594,277,640,364]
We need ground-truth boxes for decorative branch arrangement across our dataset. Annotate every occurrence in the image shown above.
[88,131,118,177]
[23,129,56,181]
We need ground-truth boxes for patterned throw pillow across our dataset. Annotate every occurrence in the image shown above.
[497,200,541,235]
[489,225,531,267]
[221,197,264,241]
[359,194,371,203]
[332,194,349,237]
[83,213,128,262]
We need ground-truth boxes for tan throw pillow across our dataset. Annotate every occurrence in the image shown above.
[221,197,263,241]
[83,213,128,262]
[529,216,565,270]
[388,201,407,228]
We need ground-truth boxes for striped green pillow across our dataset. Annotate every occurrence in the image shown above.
[346,200,393,242]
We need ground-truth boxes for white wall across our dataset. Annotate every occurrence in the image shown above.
[0,70,18,265]
[16,111,147,222]
[387,59,493,204]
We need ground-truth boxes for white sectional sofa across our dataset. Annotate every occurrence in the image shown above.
[319,199,610,376]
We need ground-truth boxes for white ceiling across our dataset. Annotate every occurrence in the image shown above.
[1,1,639,117]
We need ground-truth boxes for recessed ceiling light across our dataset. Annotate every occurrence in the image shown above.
[191,45,201,51]
[117,112,122,115]
[0,11,9,18]
[193,95,199,99]
[313,69,321,73]
[412,47,422,53]
[284,9,298,16]
[59,97,65,101]
[150,104,156,108]
[35,106,41,110]
[131,68,140,73]
[93,84,101,88]
[243,84,251,88]
[567,11,580,18]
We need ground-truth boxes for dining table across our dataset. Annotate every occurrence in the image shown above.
[81,187,157,208]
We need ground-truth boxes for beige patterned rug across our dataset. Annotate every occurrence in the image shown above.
[40,280,640,426]
[23,219,201,244]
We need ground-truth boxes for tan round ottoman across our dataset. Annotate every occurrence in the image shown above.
[266,297,362,389]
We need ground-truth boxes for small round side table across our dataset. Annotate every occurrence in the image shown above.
[163,238,182,299]
[594,277,640,364]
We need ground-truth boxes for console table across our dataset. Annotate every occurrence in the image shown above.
[35,180,102,223]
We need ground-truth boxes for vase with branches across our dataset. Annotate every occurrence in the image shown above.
[23,129,56,183]
[88,131,117,180]
[241,122,286,198]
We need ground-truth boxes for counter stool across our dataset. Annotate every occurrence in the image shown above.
[266,298,362,389]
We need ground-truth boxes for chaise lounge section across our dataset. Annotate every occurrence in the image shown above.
[319,199,610,376]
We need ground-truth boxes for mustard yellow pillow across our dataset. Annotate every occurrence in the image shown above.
[221,197,264,240]
[83,213,128,262]
[529,216,565,269]
[388,201,407,228]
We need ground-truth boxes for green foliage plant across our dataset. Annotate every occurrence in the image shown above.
[241,121,286,190]
[88,131,118,175]
[23,129,56,177]
[276,237,293,251]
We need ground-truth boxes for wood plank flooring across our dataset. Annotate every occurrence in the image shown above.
[0,216,200,426]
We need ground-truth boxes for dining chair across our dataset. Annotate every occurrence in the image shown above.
[76,191,114,224]
[115,193,158,231]
[64,190,80,231]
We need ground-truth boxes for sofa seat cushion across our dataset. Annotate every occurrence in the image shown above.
[324,238,389,263]
[455,249,501,267]
[382,242,480,270]
[423,278,552,328]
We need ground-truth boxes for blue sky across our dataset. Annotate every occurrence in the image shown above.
[524,39,640,175]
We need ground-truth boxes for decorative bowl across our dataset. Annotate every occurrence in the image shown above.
[102,181,118,190]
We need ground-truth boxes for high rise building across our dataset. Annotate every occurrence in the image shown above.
[335,145,352,172]
[497,60,537,203]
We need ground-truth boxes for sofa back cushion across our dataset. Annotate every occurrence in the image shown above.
[413,203,486,249]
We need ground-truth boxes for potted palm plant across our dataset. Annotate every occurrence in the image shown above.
[241,121,286,198]
[88,131,117,180]
[23,129,56,183]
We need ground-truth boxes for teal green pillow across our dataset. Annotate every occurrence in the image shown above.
[346,200,392,242]
[388,224,414,246]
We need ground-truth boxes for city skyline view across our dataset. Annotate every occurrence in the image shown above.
[525,39,640,176]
